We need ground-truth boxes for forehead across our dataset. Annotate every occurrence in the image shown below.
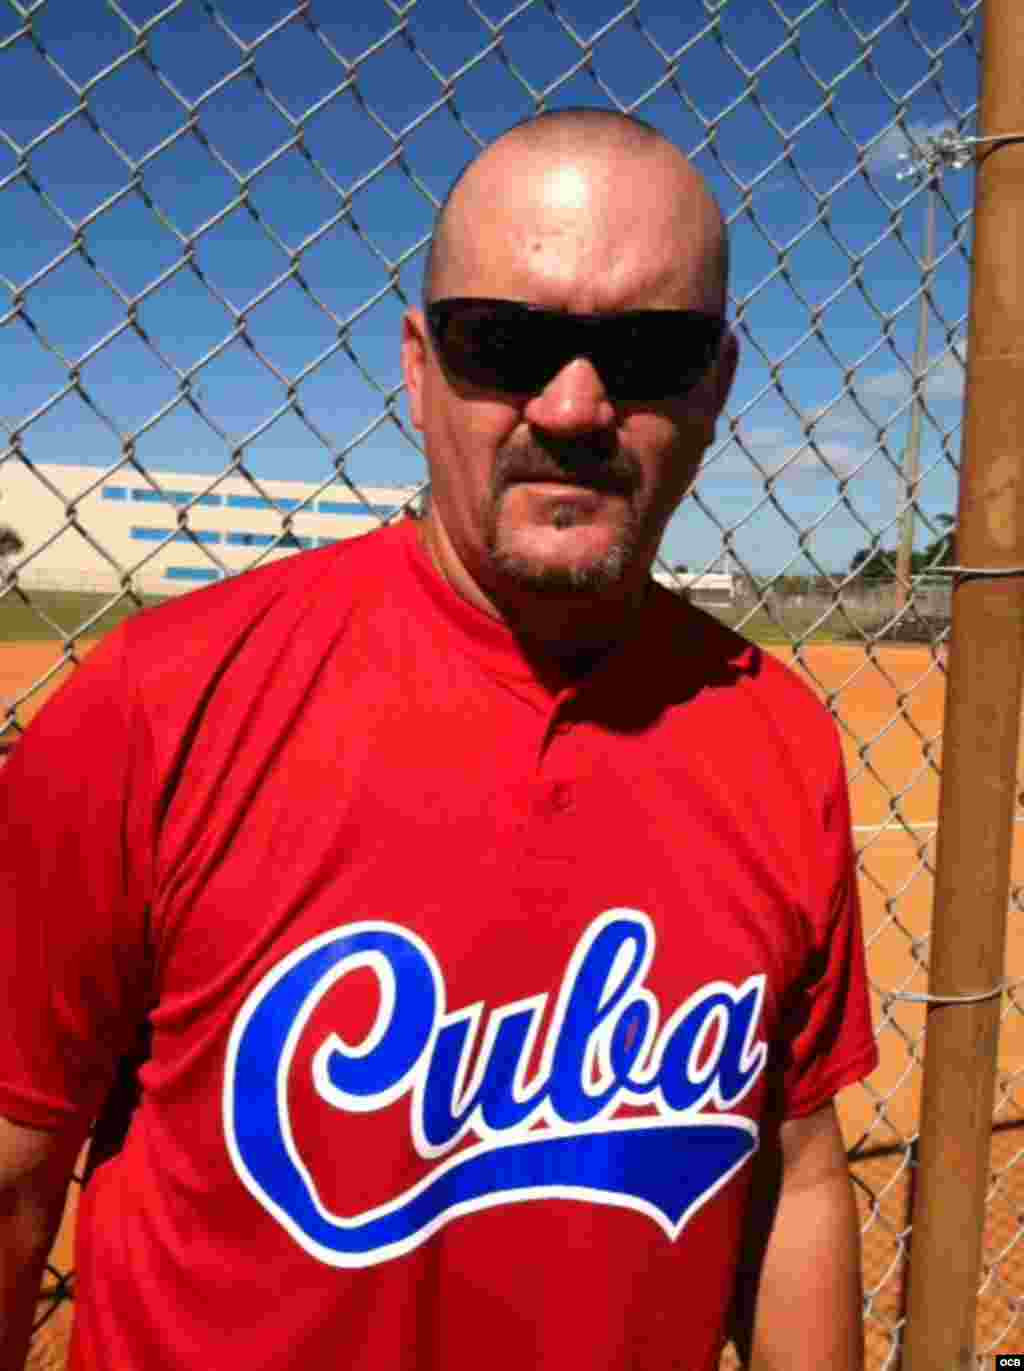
[440,148,717,314]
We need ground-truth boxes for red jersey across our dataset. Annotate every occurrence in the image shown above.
[0,519,877,1370]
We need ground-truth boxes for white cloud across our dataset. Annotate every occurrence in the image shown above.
[709,425,860,481]
[709,337,966,489]
[928,343,968,399]
[815,440,861,474]
[857,369,910,403]
[859,340,966,403]
[803,341,967,442]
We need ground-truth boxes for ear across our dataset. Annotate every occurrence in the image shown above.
[402,309,428,433]
[711,325,739,418]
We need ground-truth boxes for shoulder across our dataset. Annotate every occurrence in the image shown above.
[644,587,846,788]
[99,521,416,711]
[13,523,413,756]
[649,587,836,724]
[118,521,408,662]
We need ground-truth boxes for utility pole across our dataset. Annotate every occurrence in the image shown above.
[894,129,971,611]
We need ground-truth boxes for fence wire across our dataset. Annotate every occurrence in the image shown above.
[0,2,1017,1368]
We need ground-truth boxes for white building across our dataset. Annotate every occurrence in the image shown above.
[0,462,423,597]
[651,568,735,605]
[0,462,734,605]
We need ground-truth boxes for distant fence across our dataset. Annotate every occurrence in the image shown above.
[751,579,953,640]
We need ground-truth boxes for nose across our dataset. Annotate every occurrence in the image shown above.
[522,356,617,436]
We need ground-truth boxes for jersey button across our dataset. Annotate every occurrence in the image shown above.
[551,782,573,811]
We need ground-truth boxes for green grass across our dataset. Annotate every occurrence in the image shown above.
[704,606,842,646]
[0,588,167,642]
[0,589,847,649]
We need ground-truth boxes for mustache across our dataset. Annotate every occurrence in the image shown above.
[495,440,640,496]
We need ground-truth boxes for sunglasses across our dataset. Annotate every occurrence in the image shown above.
[425,297,726,404]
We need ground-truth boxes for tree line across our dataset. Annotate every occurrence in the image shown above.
[847,513,955,582]
[733,514,956,598]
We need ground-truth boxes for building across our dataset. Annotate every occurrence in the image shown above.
[651,568,735,606]
[0,462,423,597]
[1,462,735,605]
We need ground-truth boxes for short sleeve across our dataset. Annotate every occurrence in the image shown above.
[0,627,154,1133]
[780,737,879,1119]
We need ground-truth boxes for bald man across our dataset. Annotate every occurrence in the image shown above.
[0,110,876,1371]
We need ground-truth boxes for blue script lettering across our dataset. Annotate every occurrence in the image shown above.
[223,910,766,1267]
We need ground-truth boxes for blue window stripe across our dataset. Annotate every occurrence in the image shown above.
[178,492,222,507]
[226,495,301,512]
[102,487,127,501]
[226,532,276,548]
[165,566,222,583]
[131,528,222,544]
[130,489,222,507]
[318,500,391,517]
[224,532,313,549]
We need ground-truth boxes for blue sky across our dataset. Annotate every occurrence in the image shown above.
[0,0,981,577]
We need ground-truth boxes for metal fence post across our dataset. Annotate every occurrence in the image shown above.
[895,174,936,611]
[902,0,1024,1364]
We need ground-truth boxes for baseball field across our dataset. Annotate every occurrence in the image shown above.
[5,634,1022,1369]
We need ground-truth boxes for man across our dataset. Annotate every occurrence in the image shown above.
[0,109,876,1370]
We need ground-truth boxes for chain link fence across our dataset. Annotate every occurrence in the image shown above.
[0,2,1018,1367]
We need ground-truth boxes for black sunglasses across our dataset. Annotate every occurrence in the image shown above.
[425,297,726,404]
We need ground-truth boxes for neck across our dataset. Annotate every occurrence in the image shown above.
[416,516,649,678]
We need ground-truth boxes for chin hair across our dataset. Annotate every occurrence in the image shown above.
[487,539,633,596]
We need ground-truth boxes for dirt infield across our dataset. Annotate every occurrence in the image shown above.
[771,645,1024,1362]
[1,641,100,735]
[4,636,1022,1366]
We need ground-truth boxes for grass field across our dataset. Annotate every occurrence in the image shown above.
[0,588,166,644]
[710,605,843,644]
[1,577,947,654]
[0,586,860,649]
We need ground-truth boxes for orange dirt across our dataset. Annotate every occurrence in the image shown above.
[1,641,99,736]
[4,637,1021,1366]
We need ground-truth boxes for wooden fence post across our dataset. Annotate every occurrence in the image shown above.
[902,1,1024,1365]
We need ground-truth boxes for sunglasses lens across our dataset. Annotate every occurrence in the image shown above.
[429,302,723,402]
[433,302,544,392]
[590,315,722,401]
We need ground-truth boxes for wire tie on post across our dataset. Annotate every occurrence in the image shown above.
[966,132,1024,149]
[882,980,1021,1005]
[930,564,1024,584]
